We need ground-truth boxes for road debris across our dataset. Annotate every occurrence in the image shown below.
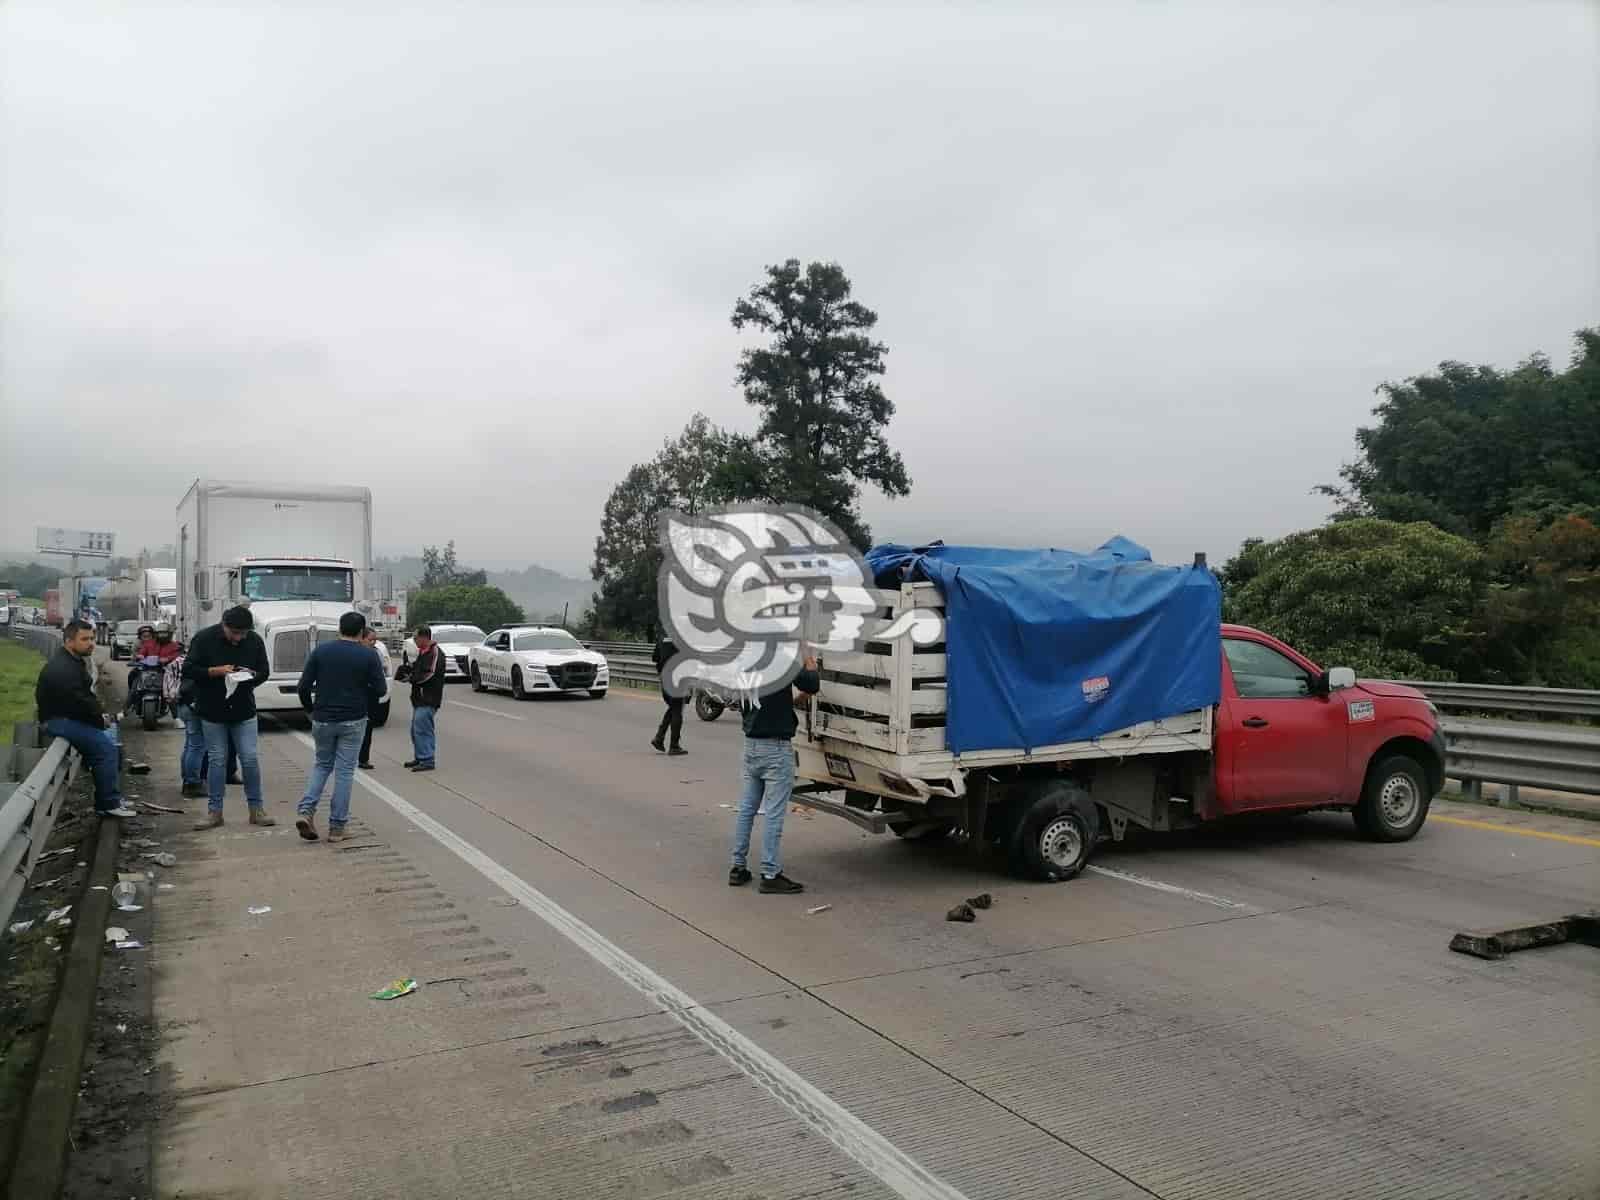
[370,977,418,1000]
[138,801,184,814]
[129,761,151,775]
[8,920,33,935]
[31,874,68,891]
[105,926,130,944]
[967,893,994,910]
[946,902,976,923]
[247,906,272,915]
[806,904,833,915]
[46,905,72,924]
[144,852,178,867]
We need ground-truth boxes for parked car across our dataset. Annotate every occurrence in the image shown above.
[469,626,609,700]
[402,624,486,681]
[110,619,145,660]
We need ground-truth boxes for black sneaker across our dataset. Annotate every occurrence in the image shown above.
[668,745,687,756]
[759,873,804,895]
[226,774,243,786]
[403,760,418,769]
[650,737,665,753]
[181,782,205,799]
[411,763,435,773]
[358,762,374,770]
[728,866,752,887]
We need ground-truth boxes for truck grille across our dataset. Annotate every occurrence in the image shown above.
[272,629,310,673]
[549,661,597,689]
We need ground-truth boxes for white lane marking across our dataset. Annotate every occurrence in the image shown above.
[296,730,968,1200]
[1085,864,1255,911]
[449,700,526,722]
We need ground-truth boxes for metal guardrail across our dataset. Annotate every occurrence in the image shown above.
[3,625,79,933]
[1390,680,1600,721]
[585,640,1600,802]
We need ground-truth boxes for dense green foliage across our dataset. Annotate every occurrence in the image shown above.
[409,584,524,634]
[1220,520,1484,679]
[1232,329,1599,685]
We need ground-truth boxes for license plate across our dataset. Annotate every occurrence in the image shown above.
[824,753,855,782]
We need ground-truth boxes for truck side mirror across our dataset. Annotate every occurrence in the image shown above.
[1326,667,1356,692]
[226,570,240,600]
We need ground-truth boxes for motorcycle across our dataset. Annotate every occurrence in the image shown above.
[126,655,174,731]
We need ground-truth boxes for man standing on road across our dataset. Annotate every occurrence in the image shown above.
[182,605,275,830]
[394,624,444,772]
[728,652,819,895]
[356,625,390,770]
[294,611,386,842]
[35,619,137,819]
[650,632,686,756]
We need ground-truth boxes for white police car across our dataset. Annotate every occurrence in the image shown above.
[468,626,608,700]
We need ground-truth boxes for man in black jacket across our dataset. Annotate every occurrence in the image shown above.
[36,620,136,818]
[182,605,275,830]
[394,625,445,771]
[727,654,819,895]
[650,634,686,756]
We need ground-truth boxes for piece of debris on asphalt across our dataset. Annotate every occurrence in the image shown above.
[45,905,72,924]
[946,903,976,923]
[1449,912,1600,960]
[116,1023,127,1034]
[806,904,832,915]
[115,940,145,950]
[157,883,175,891]
[145,853,178,867]
[32,874,68,891]
[105,926,130,943]
[370,977,418,1000]
[967,893,994,910]
[8,920,33,935]
[129,761,151,774]
[139,801,184,814]
[247,906,272,915]
[36,847,75,863]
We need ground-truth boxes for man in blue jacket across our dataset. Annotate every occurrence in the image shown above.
[295,611,386,843]
[728,653,819,895]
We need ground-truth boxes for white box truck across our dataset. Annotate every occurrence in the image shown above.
[97,568,178,627]
[175,481,391,714]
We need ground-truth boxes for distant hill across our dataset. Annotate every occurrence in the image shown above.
[375,555,595,624]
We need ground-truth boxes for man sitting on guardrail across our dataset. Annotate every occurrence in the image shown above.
[35,618,137,819]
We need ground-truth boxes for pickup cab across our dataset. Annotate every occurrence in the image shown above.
[793,583,1446,881]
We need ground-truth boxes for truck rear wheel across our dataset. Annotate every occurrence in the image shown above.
[1007,780,1098,881]
[1354,754,1430,842]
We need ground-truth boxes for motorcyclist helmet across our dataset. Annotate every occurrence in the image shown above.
[154,621,173,640]
[137,623,154,639]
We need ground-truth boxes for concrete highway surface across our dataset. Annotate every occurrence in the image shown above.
[147,681,1599,1200]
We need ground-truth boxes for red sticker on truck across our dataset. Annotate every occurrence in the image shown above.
[1081,676,1111,704]
[1347,700,1375,723]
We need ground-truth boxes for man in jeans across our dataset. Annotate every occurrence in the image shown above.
[35,619,137,819]
[182,605,275,830]
[395,625,444,772]
[356,625,391,770]
[728,652,819,895]
[295,611,386,842]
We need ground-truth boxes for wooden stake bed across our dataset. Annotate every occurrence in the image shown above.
[799,582,1213,803]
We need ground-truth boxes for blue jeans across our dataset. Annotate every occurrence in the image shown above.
[731,738,794,878]
[410,704,437,765]
[43,717,124,812]
[203,717,262,813]
[177,703,206,786]
[300,718,366,826]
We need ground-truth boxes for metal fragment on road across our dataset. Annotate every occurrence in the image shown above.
[247,906,272,915]
[946,903,976,923]
[806,904,832,915]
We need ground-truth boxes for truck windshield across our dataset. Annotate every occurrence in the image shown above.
[240,566,353,602]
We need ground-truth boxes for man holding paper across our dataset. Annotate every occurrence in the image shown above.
[182,605,275,830]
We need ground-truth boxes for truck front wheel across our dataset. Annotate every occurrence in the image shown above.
[1007,780,1099,882]
[1354,754,1430,842]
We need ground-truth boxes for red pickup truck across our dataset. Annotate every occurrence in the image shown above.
[793,588,1448,882]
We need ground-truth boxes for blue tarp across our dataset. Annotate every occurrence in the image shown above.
[864,539,1221,754]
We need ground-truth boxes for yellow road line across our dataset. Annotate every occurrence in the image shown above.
[1432,813,1600,848]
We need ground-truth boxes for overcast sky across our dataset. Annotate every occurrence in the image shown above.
[3,3,1595,578]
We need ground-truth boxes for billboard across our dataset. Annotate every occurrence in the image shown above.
[35,527,116,558]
